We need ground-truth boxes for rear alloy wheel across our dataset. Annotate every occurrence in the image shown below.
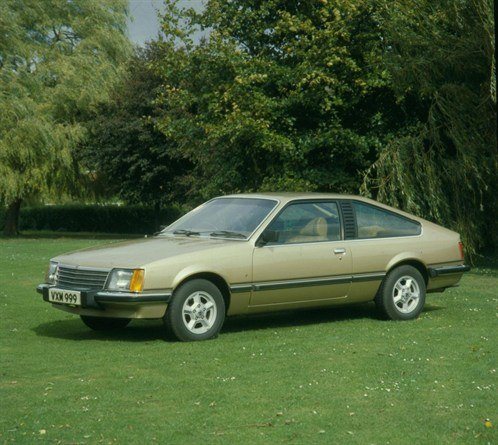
[375,265,426,320]
[80,315,131,331]
[392,275,421,314]
[164,279,225,341]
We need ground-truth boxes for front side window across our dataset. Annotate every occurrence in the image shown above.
[162,198,278,239]
[353,202,421,239]
[266,201,341,244]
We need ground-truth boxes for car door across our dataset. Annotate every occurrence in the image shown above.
[250,200,352,308]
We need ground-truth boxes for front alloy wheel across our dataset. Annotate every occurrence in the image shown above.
[181,291,218,334]
[164,279,225,341]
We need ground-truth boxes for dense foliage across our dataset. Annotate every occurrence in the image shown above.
[147,0,496,253]
[152,0,398,199]
[0,204,182,234]
[0,0,130,235]
[7,0,494,253]
[80,46,190,210]
[361,0,497,255]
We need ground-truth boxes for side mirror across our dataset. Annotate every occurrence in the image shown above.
[256,229,279,247]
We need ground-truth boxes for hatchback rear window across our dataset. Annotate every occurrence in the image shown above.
[353,202,421,239]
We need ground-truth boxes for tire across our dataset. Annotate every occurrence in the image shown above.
[164,279,226,341]
[375,265,426,320]
[80,315,131,331]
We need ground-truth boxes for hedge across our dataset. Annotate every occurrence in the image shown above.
[0,204,183,234]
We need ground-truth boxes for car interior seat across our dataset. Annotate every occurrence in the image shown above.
[287,217,328,243]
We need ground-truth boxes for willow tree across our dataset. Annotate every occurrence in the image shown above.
[0,0,130,235]
[362,0,497,255]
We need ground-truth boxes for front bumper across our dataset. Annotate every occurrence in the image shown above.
[428,264,471,278]
[37,284,172,310]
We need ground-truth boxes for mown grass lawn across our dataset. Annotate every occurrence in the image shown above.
[0,238,496,444]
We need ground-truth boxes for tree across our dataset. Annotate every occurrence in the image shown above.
[361,0,497,255]
[153,0,496,254]
[80,45,190,221]
[153,0,397,200]
[0,0,130,235]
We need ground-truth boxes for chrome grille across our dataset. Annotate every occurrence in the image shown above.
[56,265,110,290]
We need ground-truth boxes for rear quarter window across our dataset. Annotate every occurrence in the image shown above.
[353,202,421,239]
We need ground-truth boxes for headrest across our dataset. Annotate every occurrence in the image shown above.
[300,217,327,237]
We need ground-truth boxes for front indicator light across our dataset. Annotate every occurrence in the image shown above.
[129,269,145,292]
[107,268,145,292]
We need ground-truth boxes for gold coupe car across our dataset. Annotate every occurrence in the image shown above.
[37,193,470,341]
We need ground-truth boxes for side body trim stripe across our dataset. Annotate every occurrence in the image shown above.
[229,272,385,293]
[230,284,253,293]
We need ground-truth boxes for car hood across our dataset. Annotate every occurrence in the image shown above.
[52,236,241,269]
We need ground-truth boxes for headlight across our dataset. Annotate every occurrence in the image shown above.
[46,261,58,284]
[106,269,145,292]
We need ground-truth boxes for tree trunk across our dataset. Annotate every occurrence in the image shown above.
[3,198,22,236]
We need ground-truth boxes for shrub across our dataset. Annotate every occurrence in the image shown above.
[1,204,183,234]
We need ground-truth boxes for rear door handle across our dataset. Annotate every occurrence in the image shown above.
[334,248,346,254]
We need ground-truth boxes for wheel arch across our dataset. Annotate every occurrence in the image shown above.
[174,272,231,313]
[386,258,429,285]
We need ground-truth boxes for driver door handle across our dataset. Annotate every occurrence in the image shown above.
[334,248,346,254]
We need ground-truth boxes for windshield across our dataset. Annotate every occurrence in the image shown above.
[161,198,278,239]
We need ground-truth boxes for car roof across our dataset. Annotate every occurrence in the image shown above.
[219,192,430,224]
[221,192,364,203]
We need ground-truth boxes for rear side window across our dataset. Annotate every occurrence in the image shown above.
[352,202,421,239]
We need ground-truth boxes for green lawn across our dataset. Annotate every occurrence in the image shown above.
[0,238,496,444]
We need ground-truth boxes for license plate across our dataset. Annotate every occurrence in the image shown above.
[48,288,82,306]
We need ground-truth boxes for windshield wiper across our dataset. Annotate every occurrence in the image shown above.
[173,229,201,237]
[209,230,247,239]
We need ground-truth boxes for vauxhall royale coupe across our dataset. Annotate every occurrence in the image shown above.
[37,193,470,341]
